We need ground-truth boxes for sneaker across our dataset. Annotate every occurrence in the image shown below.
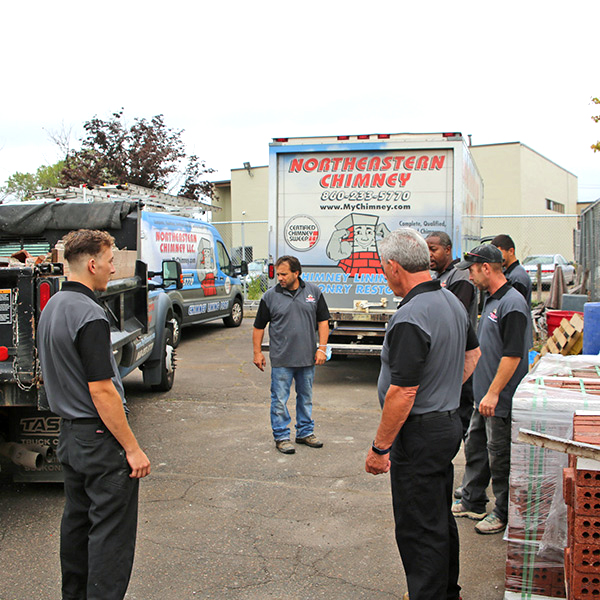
[475,513,506,535]
[275,439,295,454]
[454,486,463,500]
[295,434,323,448]
[451,500,487,521]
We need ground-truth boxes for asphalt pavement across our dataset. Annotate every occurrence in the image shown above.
[0,319,507,599]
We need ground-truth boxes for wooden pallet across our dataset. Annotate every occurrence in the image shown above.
[540,313,584,358]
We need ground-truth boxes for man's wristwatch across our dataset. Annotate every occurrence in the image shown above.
[371,441,392,455]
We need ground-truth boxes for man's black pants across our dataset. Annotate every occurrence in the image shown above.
[390,410,462,600]
[58,420,139,600]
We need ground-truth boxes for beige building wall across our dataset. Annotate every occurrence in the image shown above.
[226,165,269,261]
[471,143,578,261]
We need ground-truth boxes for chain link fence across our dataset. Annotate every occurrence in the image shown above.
[211,220,269,264]
[212,215,591,301]
[480,214,578,262]
[480,214,580,300]
[579,201,600,302]
[212,220,269,303]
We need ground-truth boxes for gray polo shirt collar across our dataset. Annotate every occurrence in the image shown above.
[62,280,100,304]
[504,261,521,276]
[399,279,441,308]
[487,281,511,301]
[438,258,460,277]
[274,278,306,296]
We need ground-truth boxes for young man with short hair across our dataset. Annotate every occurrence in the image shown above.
[38,229,150,600]
[491,234,532,306]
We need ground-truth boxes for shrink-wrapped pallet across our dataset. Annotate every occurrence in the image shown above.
[505,355,600,599]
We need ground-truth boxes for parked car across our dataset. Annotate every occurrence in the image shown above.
[522,254,575,286]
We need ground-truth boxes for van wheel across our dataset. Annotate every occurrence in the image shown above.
[152,328,175,392]
[223,298,243,328]
[171,313,182,348]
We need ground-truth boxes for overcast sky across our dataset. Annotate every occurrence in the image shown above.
[2,1,599,204]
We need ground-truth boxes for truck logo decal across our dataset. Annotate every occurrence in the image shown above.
[284,215,319,252]
[20,416,61,434]
[326,213,389,276]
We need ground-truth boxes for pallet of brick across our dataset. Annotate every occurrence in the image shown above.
[563,412,600,600]
[505,355,600,600]
[506,540,565,598]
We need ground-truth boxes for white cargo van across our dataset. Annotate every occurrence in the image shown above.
[140,211,245,346]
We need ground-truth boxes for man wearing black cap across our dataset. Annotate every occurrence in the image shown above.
[451,244,531,535]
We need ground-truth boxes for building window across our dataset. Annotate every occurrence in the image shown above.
[546,198,565,213]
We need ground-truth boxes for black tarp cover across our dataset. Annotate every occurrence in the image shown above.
[0,201,138,236]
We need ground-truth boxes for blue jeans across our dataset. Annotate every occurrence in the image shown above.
[461,410,511,522]
[270,366,315,441]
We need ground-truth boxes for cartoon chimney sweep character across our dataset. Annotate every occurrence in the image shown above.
[197,238,218,296]
[326,212,390,276]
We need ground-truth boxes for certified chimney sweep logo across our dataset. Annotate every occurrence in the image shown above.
[284,215,320,252]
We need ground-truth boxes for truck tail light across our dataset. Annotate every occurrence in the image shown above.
[273,138,288,143]
[357,135,370,139]
[0,347,8,361]
[268,264,275,279]
[442,132,462,138]
[38,281,51,312]
[337,136,350,140]
[377,134,391,139]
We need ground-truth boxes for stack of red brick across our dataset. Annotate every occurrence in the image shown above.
[563,412,600,599]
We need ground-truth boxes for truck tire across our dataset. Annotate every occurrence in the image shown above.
[171,313,182,348]
[151,328,175,392]
[223,298,243,328]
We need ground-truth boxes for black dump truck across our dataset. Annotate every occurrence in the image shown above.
[0,199,182,481]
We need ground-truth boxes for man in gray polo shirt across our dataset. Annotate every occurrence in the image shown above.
[365,229,480,600]
[491,234,532,306]
[426,230,478,439]
[253,255,331,454]
[452,244,531,535]
[38,229,150,600]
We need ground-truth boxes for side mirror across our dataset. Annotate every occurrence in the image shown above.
[240,260,249,276]
[162,260,183,289]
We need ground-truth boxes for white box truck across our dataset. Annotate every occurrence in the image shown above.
[268,132,483,355]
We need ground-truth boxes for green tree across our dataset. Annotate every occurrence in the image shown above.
[592,97,600,152]
[60,110,215,200]
[2,161,64,201]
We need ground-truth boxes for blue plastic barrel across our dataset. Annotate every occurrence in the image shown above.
[583,302,600,355]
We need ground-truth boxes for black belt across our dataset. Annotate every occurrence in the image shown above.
[405,408,458,422]
[62,417,103,425]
